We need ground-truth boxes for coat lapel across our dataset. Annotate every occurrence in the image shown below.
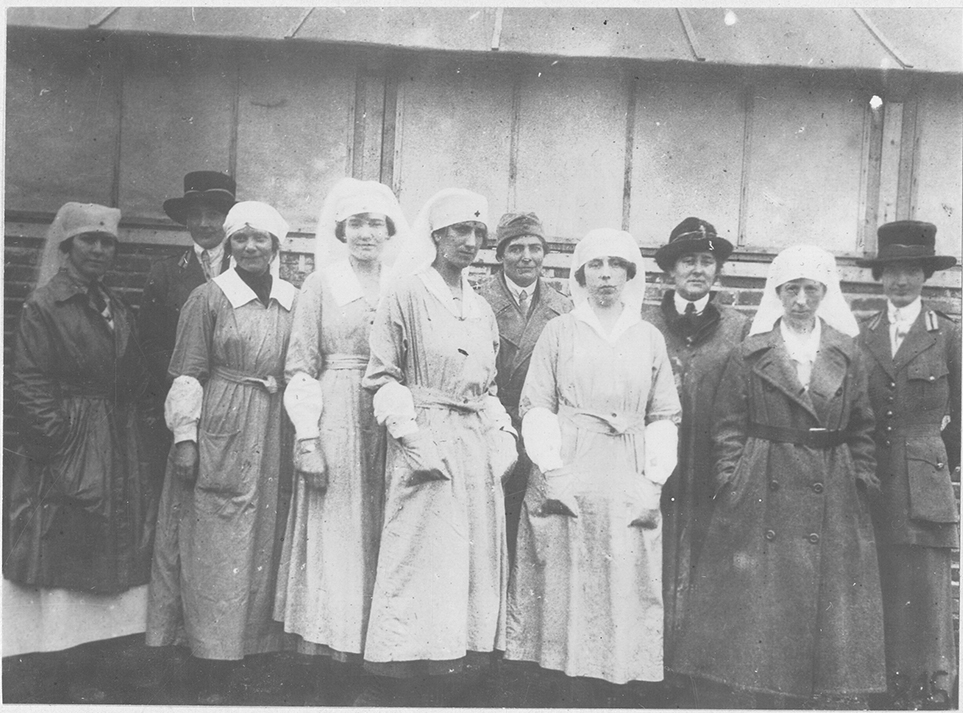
[893,310,937,373]
[808,327,851,427]
[513,280,564,372]
[750,331,821,422]
[862,312,896,379]
[487,273,527,349]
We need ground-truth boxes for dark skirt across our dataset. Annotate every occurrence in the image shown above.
[878,544,957,707]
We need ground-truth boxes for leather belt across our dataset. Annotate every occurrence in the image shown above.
[748,422,850,449]
[324,354,369,371]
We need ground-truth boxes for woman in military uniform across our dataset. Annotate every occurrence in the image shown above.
[856,220,960,709]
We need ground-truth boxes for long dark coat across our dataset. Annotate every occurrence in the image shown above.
[858,305,960,547]
[641,291,748,667]
[477,272,571,561]
[673,321,886,699]
[6,269,159,593]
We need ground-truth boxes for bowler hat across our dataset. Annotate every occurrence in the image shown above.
[855,220,956,271]
[163,171,237,225]
[494,212,547,258]
[655,217,733,272]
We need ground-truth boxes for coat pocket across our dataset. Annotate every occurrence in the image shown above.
[906,438,958,523]
[197,428,247,496]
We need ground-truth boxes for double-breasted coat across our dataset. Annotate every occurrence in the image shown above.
[477,272,572,560]
[673,321,886,699]
[641,291,748,667]
[858,304,960,699]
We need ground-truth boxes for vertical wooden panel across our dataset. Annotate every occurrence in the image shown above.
[353,71,387,181]
[119,38,235,222]
[514,62,627,240]
[393,56,513,224]
[896,94,919,220]
[236,44,356,233]
[913,81,963,257]
[877,101,903,227]
[630,77,745,248]
[5,33,120,212]
[743,83,866,253]
[858,100,884,255]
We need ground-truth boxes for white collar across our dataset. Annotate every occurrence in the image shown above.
[673,291,710,316]
[504,274,537,305]
[213,268,296,311]
[887,297,922,325]
[194,241,225,264]
[418,267,483,319]
[573,300,641,345]
[322,259,370,308]
[779,318,821,364]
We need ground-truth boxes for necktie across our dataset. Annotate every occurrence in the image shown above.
[518,289,529,317]
[201,250,213,281]
[681,301,697,334]
[893,310,909,355]
[88,284,114,331]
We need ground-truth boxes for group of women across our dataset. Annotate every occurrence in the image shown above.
[5,178,960,709]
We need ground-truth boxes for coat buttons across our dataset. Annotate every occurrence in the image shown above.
[764,529,776,541]
[889,381,896,388]
[884,440,891,447]
[885,426,893,433]
[885,410,893,417]
[886,395,895,403]
[808,533,820,544]
[938,462,945,469]
[929,375,936,381]
[812,482,824,494]
[769,480,780,491]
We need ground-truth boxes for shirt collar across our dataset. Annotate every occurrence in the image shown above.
[673,291,710,316]
[779,317,821,364]
[213,268,296,311]
[887,297,922,325]
[504,274,537,305]
[323,259,367,308]
[418,267,484,319]
[573,300,642,345]
[194,241,225,266]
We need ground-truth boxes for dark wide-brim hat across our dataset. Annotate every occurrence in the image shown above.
[855,220,957,271]
[655,216,733,272]
[163,171,237,225]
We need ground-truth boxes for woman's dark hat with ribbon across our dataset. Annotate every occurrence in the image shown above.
[655,216,734,272]
[856,220,957,271]
[163,171,237,225]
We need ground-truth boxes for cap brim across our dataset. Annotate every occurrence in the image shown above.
[655,237,734,272]
[163,195,236,225]
[854,255,958,271]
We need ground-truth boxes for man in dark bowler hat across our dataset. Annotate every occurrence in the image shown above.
[477,212,572,564]
[138,171,237,386]
[856,220,960,709]
[641,217,748,700]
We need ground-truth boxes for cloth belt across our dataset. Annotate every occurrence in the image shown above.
[558,404,647,436]
[324,354,369,371]
[748,422,850,449]
[411,385,486,414]
[212,366,282,394]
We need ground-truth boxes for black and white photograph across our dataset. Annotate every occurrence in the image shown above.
[1,5,961,708]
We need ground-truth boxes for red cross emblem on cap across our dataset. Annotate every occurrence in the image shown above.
[474,210,481,217]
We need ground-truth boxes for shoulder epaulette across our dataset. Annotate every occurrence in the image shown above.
[931,309,958,326]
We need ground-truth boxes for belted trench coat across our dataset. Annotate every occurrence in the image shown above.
[673,321,886,698]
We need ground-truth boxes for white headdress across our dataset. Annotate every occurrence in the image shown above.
[224,201,288,278]
[382,188,488,296]
[313,177,409,268]
[37,202,122,287]
[569,228,647,312]
[749,244,859,337]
